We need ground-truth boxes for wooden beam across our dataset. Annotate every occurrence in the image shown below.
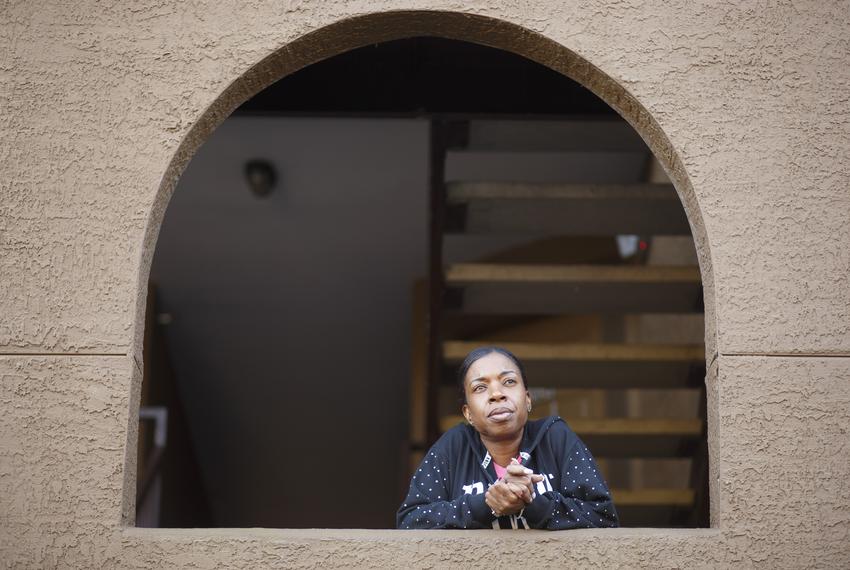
[448,182,677,202]
[446,264,701,284]
[443,341,705,362]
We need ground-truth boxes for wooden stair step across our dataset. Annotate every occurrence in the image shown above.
[461,120,649,153]
[444,182,691,235]
[568,418,702,435]
[444,265,703,314]
[441,361,705,389]
[445,150,648,186]
[446,264,701,284]
[439,416,702,436]
[579,433,702,459]
[447,182,678,202]
[610,488,695,507]
[443,341,705,363]
[442,360,705,389]
[446,283,703,315]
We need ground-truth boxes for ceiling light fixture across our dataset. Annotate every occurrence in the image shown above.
[244,159,277,198]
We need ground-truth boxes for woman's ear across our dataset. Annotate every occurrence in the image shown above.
[462,404,471,424]
[525,391,532,413]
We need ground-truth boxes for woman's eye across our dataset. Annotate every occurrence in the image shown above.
[504,378,516,385]
[472,385,485,392]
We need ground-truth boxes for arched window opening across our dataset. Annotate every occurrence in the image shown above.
[135,37,707,529]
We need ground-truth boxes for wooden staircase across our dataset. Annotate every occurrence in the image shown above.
[410,118,709,528]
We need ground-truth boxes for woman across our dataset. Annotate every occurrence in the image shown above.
[397,346,618,530]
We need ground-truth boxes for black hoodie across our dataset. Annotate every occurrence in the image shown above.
[397,416,619,529]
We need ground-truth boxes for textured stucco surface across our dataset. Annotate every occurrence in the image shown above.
[0,356,139,567]
[1,0,849,567]
[2,1,849,357]
[716,356,850,565]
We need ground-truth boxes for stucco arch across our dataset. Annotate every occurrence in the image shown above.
[134,10,717,366]
[130,10,719,527]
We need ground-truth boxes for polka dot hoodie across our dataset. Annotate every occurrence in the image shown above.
[397,416,619,530]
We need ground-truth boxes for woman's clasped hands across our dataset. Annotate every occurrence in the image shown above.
[484,458,545,517]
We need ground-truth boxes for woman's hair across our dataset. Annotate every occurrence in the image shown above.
[456,346,528,403]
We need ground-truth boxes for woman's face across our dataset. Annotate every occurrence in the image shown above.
[462,352,531,441]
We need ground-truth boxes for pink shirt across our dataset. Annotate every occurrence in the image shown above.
[493,456,522,480]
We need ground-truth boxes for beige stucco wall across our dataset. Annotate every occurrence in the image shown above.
[1,1,848,567]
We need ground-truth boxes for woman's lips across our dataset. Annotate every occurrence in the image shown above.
[488,407,514,422]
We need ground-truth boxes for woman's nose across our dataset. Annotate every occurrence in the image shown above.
[488,387,506,401]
